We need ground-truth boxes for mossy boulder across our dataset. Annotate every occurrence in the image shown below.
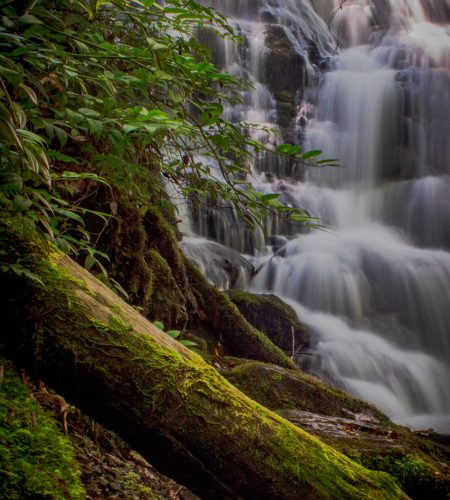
[0,216,406,499]
[222,359,388,420]
[186,261,295,368]
[227,290,310,356]
[222,359,450,499]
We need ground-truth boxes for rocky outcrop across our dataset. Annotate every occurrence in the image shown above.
[186,261,295,368]
[262,25,306,129]
[263,26,307,94]
[227,290,309,356]
[181,238,254,290]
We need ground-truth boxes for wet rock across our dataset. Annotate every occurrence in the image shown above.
[270,235,289,254]
[263,25,306,93]
[276,409,393,442]
[261,25,306,128]
[227,290,309,352]
[181,238,254,290]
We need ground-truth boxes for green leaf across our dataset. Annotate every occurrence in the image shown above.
[79,1,94,19]
[146,109,171,120]
[168,89,183,104]
[85,254,96,271]
[54,208,85,225]
[18,15,43,25]
[123,123,145,134]
[147,37,168,51]
[180,340,198,347]
[109,130,125,154]
[153,321,165,330]
[79,108,101,118]
[276,144,294,154]
[54,127,68,148]
[87,118,103,135]
[17,129,46,145]
[261,193,280,202]
[316,159,340,166]
[166,330,181,339]
[300,149,322,160]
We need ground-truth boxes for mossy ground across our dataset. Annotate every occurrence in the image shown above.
[0,360,85,500]
[31,378,198,500]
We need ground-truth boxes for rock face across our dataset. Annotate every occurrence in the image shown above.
[181,238,254,290]
[262,25,306,129]
[263,25,307,94]
[227,290,309,355]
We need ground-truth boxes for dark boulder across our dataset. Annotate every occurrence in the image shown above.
[227,290,309,353]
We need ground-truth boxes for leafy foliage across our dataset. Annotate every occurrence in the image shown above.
[153,320,198,350]
[0,0,333,270]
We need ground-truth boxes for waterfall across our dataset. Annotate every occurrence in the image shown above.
[187,0,450,432]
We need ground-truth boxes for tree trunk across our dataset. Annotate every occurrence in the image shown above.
[0,218,406,499]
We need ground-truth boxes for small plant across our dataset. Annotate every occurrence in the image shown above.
[152,321,198,350]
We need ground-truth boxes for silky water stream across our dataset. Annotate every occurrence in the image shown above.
[182,0,450,431]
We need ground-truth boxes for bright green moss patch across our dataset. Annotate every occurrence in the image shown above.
[346,448,450,498]
[0,361,85,500]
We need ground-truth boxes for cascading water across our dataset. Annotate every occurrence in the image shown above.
[186,0,450,431]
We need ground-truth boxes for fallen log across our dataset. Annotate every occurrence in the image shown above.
[0,217,406,499]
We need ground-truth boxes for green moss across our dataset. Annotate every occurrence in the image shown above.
[187,261,296,369]
[120,470,160,499]
[0,361,85,500]
[222,358,449,497]
[145,248,187,328]
[224,360,389,420]
[348,450,449,499]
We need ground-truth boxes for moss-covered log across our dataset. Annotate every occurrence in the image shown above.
[0,219,406,499]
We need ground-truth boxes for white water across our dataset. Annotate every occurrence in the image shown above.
[188,0,450,431]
